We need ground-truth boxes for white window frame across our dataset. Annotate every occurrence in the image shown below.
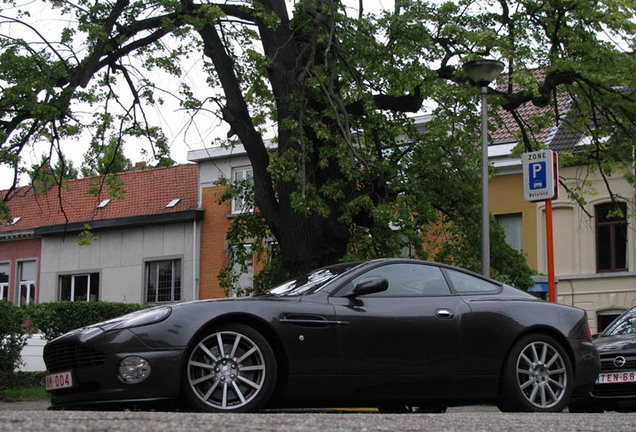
[495,213,523,252]
[231,167,254,214]
[16,260,37,305]
[145,259,182,304]
[0,262,9,301]
[59,273,100,302]
[231,244,254,297]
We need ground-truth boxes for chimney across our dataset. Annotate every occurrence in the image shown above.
[131,161,147,171]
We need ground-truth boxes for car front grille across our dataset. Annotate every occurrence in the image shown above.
[599,353,636,371]
[44,342,106,372]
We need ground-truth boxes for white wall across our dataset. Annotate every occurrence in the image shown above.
[17,333,46,372]
[38,222,199,304]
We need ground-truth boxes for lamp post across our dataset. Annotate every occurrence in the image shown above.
[462,59,504,278]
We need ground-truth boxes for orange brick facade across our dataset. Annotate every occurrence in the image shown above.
[199,185,267,299]
[199,185,232,299]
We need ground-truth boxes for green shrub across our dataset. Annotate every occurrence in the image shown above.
[0,301,29,374]
[0,371,46,391]
[0,371,48,401]
[29,301,149,341]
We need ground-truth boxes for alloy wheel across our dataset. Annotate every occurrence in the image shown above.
[515,340,568,409]
[187,330,267,411]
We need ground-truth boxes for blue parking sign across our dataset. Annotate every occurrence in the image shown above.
[522,150,557,202]
[529,161,546,190]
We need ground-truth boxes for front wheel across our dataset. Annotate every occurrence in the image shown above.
[498,334,573,412]
[183,323,277,412]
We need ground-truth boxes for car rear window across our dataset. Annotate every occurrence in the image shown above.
[444,268,501,293]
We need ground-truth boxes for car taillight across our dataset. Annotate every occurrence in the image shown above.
[585,323,592,341]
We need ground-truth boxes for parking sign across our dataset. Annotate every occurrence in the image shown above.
[522,150,557,202]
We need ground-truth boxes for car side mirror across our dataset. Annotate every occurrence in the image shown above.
[347,276,388,297]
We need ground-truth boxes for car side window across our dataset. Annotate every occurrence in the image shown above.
[444,269,500,293]
[351,263,451,297]
[604,308,636,336]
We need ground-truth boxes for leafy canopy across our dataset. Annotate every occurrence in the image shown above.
[1,1,634,292]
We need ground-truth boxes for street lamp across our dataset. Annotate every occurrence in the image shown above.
[462,59,505,277]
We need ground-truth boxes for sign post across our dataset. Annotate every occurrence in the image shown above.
[522,150,558,302]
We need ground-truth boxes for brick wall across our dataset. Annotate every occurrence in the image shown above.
[199,185,232,299]
[0,238,42,303]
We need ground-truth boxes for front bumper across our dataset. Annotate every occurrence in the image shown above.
[45,328,185,410]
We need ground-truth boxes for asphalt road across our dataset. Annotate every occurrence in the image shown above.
[1,401,635,432]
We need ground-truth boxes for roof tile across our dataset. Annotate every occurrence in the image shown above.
[1,164,199,234]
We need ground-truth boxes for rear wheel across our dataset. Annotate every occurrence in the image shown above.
[183,323,277,412]
[498,334,573,412]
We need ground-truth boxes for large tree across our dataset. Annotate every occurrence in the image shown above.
[1,1,634,287]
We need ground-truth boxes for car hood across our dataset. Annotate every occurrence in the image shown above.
[593,335,636,354]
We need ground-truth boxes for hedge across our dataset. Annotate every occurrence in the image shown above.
[26,301,149,341]
[0,371,46,391]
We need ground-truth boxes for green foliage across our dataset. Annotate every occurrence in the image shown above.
[81,137,133,177]
[28,155,79,193]
[77,224,99,246]
[0,301,29,374]
[0,385,48,402]
[0,371,47,394]
[1,1,634,292]
[26,301,148,342]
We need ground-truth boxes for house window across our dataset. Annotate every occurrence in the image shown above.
[17,260,36,305]
[596,202,627,272]
[145,259,181,303]
[0,262,9,301]
[232,244,254,297]
[60,273,100,302]
[495,213,523,252]
[231,167,254,214]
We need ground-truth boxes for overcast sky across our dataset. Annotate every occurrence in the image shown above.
[0,1,400,190]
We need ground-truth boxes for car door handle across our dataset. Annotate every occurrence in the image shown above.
[435,309,454,319]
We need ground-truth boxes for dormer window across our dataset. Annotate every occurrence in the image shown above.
[97,199,111,209]
[8,216,22,225]
[166,199,181,208]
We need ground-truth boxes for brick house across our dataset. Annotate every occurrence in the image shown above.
[1,164,203,305]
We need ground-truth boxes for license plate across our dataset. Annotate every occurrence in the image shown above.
[45,371,73,391]
[596,370,636,385]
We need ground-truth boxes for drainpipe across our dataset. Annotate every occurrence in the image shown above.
[193,220,199,301]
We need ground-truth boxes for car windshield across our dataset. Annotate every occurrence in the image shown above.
[603,307,636,336]
[266,262,360,297]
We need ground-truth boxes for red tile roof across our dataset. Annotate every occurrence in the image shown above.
[491,71,569,146]
[1,164,199,234]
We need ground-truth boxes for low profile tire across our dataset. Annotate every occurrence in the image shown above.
[183,323,277,412]
[498,334,573,412]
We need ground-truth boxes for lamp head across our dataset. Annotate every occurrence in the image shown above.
[462,59,505,86]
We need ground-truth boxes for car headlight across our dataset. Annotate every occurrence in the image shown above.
[119,356,151,384]
[100,306,172,331]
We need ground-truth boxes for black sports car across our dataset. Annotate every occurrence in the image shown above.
[44,259,599,413]
[570,306,636,412]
